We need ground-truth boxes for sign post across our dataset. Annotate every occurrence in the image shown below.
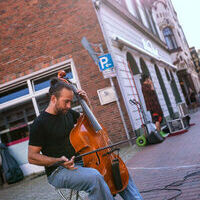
[98,53,131,145]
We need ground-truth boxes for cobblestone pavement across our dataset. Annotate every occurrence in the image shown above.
[127,109,200,200]
[0,109,200,200]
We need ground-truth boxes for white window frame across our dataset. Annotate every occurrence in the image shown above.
[135,0,150,29]
[0,58,80,116]
[125,0,138,18]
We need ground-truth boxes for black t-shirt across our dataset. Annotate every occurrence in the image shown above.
[29,109,80,176]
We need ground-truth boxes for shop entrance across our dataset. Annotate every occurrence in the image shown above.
[140,59,163,121]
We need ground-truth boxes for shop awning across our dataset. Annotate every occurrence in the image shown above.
[112,35,177,70]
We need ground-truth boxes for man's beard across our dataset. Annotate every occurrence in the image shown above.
[55,104,68,115]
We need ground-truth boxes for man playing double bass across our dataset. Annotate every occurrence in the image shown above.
[28,77,143,200]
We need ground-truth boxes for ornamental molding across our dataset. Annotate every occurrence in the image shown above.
[158,18,175,30]
[152,0,167,10]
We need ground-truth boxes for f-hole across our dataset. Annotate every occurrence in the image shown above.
[95,152,101,165]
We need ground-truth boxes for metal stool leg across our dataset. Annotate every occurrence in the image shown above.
[55,188,83,200]
[76,191,84,200]
[76,191,79,200]
[56,188,68,200]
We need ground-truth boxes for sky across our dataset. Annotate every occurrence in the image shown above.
[171,0,200,50]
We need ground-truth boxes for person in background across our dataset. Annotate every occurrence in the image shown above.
[141,75,163,123]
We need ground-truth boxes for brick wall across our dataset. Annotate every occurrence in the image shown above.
[0,0,133,143]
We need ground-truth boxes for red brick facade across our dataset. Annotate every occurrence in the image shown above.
[0,0,133,143]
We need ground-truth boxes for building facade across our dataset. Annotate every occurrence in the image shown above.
[0,0,186,175]
[198,50,200,59]
[190,47,200,77]
[151,0,200,104]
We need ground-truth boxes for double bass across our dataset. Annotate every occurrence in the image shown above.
[57,71,130,195]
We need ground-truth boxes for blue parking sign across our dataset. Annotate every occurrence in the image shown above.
[98,54,114,71]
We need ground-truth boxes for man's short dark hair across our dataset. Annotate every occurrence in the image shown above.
[49,77,72,98]
[141,74,150,83]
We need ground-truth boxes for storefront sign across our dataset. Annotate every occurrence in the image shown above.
[142,39,159,58]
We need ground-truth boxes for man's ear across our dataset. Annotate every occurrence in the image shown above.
[51,95,57,104]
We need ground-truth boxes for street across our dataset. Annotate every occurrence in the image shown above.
[127,109,200,200]
[0,109,200,200]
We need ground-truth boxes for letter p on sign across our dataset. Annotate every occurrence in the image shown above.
[98,54,114,71]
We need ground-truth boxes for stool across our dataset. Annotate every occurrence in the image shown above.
[55,188,84,200]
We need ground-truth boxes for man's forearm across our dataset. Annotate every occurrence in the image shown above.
[28,153,61,167]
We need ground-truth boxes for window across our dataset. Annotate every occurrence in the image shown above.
[0,85,29,104]
[144,7,159,36]
[0,99,35,145]
[33,77,51,92]
[163,27,178,50]
[33,68,73,92]
[126,52,140,75]
[0,61,80,145]
[125,0,138,18]
[135,0,150,28]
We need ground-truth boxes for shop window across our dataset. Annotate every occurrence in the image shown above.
[5,127,29,146]
[140,58,150,77]
[164,68,171,81]
[0,100,35,145]
[155,65,174,117]
[0,85,29,104]
[0,116,6,132]
[170,71,182,103]
[163,27,178,50]
[126,52,140,75]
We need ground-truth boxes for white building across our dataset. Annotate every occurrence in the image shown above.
[151,0,200,103]
[93,0,185,133]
